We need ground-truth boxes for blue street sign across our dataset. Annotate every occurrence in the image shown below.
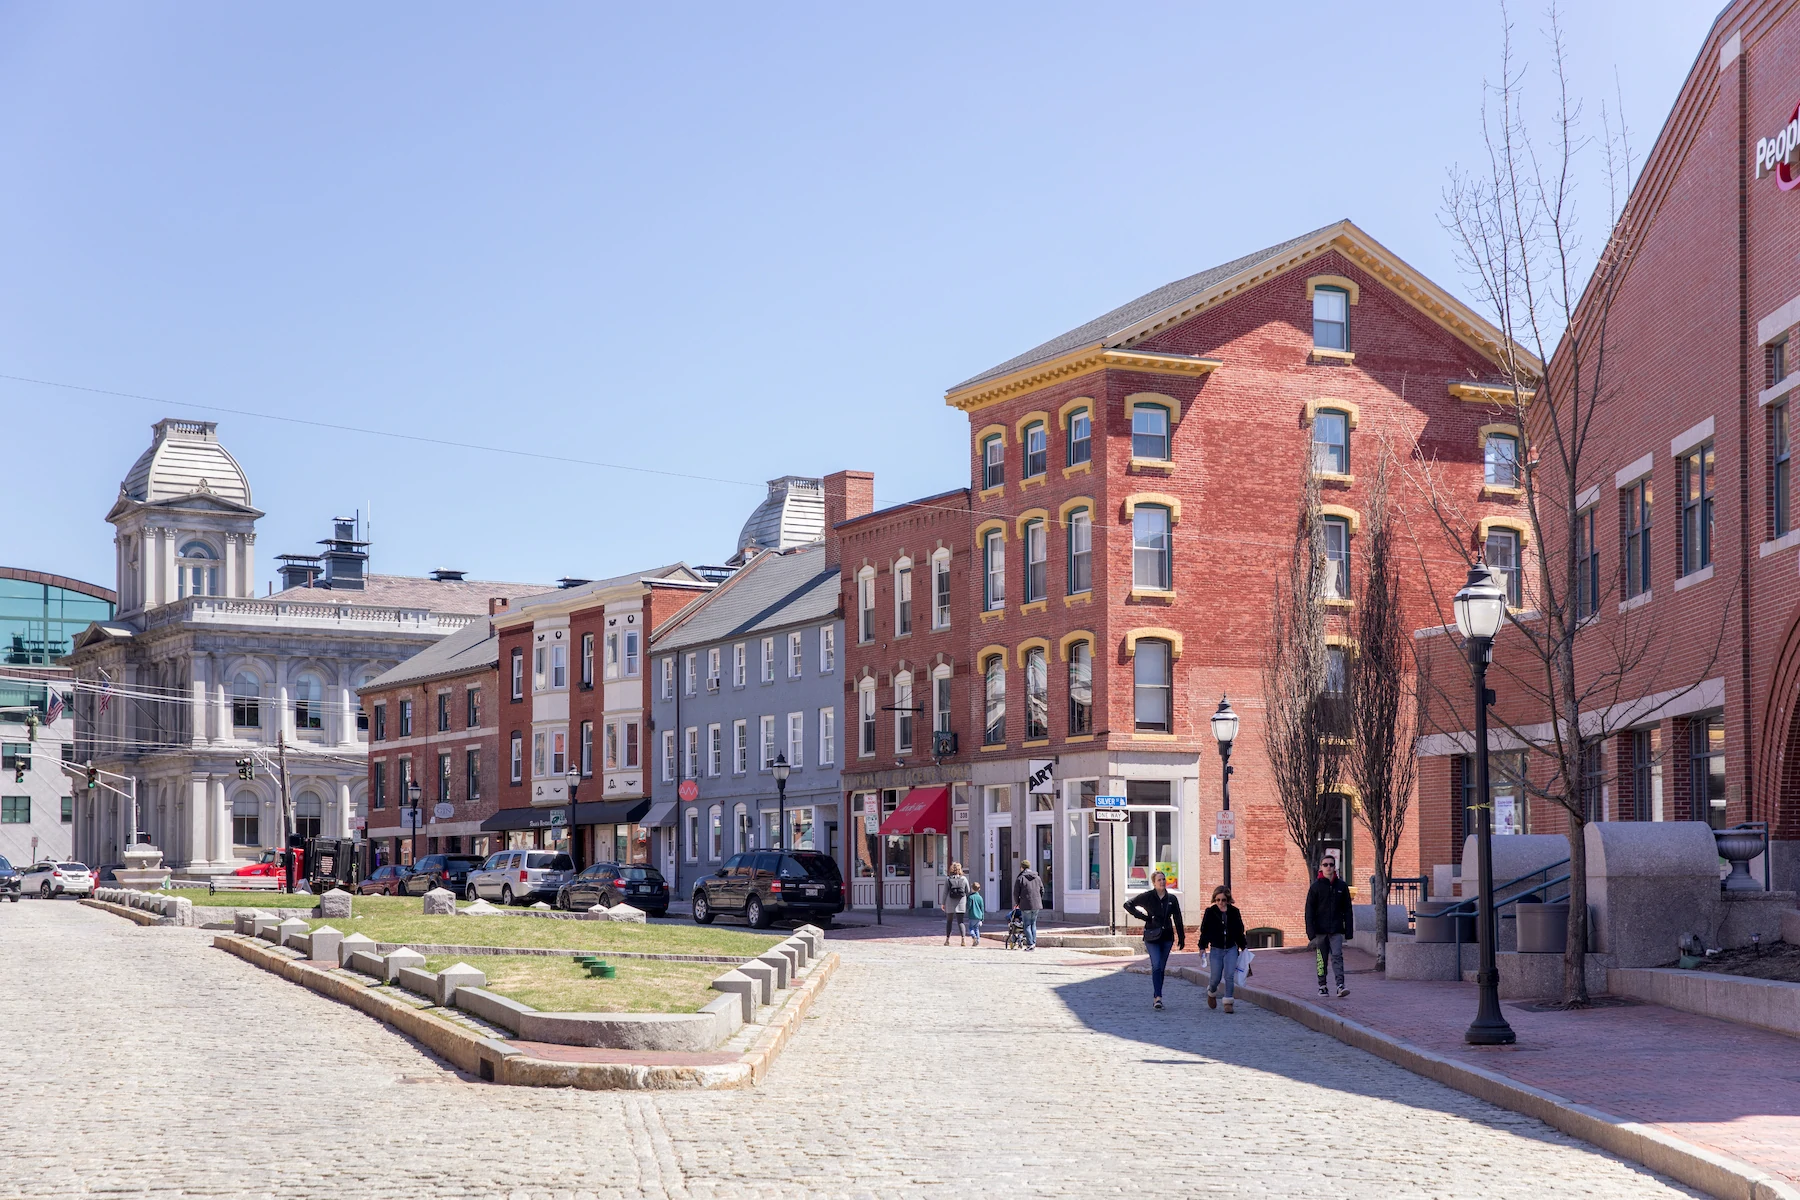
[1095,795,1127,809]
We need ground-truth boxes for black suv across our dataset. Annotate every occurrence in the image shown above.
[559,862,670,916]
[692,850,843,929]
[402,854,485,896]
[0,855,18,902]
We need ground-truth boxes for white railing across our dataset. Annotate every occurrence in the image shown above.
[144,598,474,634]
[851,877,916,909]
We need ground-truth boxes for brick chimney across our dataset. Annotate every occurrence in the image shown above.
[822,470,874,568]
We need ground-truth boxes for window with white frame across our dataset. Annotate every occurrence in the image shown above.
[707,724,722,777]
[1486,527,1523,608]
[533,647,547,692]
[684,727,699,778]
[819,625,835,672]
[604,631,620,680]
[661,730,676,782]
[733,720,748,774]
[760,714,777,769]
[788,631,803,677]
[733,803,750,855]
[511,650,524,700]
[510,732,523,783]
[859,682,876,757]
[1067,507,1092,594]
[603,720,619,770]
[1312,409,1349,475]
[982,434,1004,489]
[707,647,721,691]
[858,570,875,642]
[983,530,1005,610]
[581,634,594,687]
[551,729,567,776]
[177,540,220,598]
[684,653,697,697]
[708,805,722,860]
[580,720,593,776]
[932,551,952,628]
[933,666,952,735]
[624,629,640,677]
[685,808,699,861]
[761,637,775,683]
[624,720,639,769]
[1322,515,1350,600]
[1485,433,1520,488]
[551,643,567,689]
[895,673,913,753]
[1313,286,1349,351]
[787,711,804,766]
[660,656,673,701]
[532,731,546,777]
[1067,405,1092,466]
[818,706,835,765]
[1023,520,1047,603]
[1068,639,1093,735]
[1132,505,1172,590]
[894,563,912,635]
[1131,404,1170,460]
[1134,640,1172,732]
[984,655,1006,745]
[733,643,746,687]
[1025,648,1048,740]
[1066,780,1100,893]
[1022,421,1047,479]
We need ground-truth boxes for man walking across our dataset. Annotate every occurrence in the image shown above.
[1014,860,1044,951]
[1305,857,1354,998]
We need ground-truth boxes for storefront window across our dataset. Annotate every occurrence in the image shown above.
[1066,781,1099,893]
[1125,780,1176,891]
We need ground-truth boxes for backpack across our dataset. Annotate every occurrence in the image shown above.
[947,874,970,899]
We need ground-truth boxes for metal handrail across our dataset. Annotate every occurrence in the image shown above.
[1377,875,1430,933]
[1439,857,1571,917]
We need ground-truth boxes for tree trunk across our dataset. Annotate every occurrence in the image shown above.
[1372,861,1390,971]
[1563,804,1590,1004]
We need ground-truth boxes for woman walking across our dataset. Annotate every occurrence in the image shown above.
[1199,885,1248,1013]
[1122,870,1185,1010]
[943,862,971,946]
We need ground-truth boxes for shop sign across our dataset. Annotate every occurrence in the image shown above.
[1755,101,1800,190]
[1026,759,1055,794]
[863,812,879,834]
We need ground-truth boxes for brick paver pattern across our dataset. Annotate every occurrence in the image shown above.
[0,902,1701,1198]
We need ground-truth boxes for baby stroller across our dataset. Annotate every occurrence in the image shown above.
[1004,907,1028,950]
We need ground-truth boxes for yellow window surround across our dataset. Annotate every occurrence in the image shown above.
[1058,630,1094,661]
[1309,347,1357,364]
[1014,509,1050,537]
[1018,600,1048,617]
[1063,462,1094,479]
[1478,423,1521,450]
[977,644,1008,666]
[1123,627,1184,658]
[1063,592,1093,607]
[1125,391,1183,426]
[1129,587,1178,603]
[976,423,1008,447]
[1476,515,1532,548]
[1015,638,1050,668]
[975,519,1008,543]
[1014,410,1051,440]
[1306,275,1361,305]
[1319,503,1361,533]
[1305,398,1361,429]
[1058,397,1095,429]
[1122,492,1182,523]
[1450,381,1535,406]
[1057,497,1094,526]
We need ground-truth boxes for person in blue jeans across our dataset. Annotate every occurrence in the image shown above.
[1123,870,1186,1010]
[966,881,986,946]
[1199,884,1248,1014]
[1014,861,1044,950]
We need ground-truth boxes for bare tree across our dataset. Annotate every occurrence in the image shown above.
[1418,3,1730,1004]
[1263,461,1343,879]
[1349,447,1416,971]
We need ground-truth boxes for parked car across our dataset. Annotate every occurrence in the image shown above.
[691,850,843,929]
[558,862,670,916]
[356,864,415,896]
[466,849,572,905]
[21,861,94,899]
[0,855,20,902]
[402,854,485,897]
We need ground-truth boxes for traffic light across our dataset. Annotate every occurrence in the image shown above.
[12,764,23,784]
[85,764,98,790]
[236,758,255,781]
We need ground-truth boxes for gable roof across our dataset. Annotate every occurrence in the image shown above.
[651,544,839,652]
[947,219,1539,410]
[359,618,499,694]
[507,563,709,620]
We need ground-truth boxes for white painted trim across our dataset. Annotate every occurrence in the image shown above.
[1719,29,1741,72]
[1619,590,1652,614]
[1575,483,1601,511]
[1760,373,1800,408]
[1615,453,1654,488]
[1672,564,1715,592]
[1759,295,1800,346]
[1417,677,1726,756]
[1760,529,1800,558]
[1671,417,1715,459]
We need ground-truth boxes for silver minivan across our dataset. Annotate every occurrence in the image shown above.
[466,850,572,906]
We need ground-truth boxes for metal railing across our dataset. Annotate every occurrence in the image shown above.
[1440,858,1572,919]
[1377,875,1429,932]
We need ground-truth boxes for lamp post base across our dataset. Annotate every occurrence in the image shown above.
[1465,971,1516,1045]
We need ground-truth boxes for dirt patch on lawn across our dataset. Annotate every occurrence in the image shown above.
[1688,941,1800,983]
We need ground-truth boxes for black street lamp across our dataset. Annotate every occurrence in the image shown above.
[772,754,791,849]
[565,764,582,871]
[1210,696,1240,893]
[406,780,422,866]
[1454,558,1516,1047]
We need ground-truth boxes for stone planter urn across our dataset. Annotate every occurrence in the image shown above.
[114,844,174,892]
[1714,827,1765,893]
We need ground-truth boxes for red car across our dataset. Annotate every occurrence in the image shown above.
[356,864,415,896]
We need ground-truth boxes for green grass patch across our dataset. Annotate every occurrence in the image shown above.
[308,896,779,958]
[167,888,320,909]
[421,954,721,1014]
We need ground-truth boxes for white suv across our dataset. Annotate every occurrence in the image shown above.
[466,850,572,906]
[22,862,94,899]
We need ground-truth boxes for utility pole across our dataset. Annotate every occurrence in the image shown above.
[278,733,295,892]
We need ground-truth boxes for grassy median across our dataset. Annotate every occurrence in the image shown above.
[306,896,779,958]
[166,887,320,908]
[421,954,722,1013]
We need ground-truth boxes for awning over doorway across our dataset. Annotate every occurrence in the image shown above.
[573,797,653,826]
[479,806,560,833]
[879,786,950,836]
[640,799,677,828]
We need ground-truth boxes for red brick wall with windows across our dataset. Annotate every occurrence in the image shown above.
[361,659,501,854]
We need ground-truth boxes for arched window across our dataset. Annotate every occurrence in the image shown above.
[708,804,723,860]
[1022,421,1047,479]
[685,808,700,862]
[931,663,953,736]
[733,803,750,855]
[293,672,324,730]
[1024,647,1048,740]
[1068,640,1093,735]
[294,791,323,839]
[1022,519,1047,603]
[983,655,1006,745]
[231,672,261,729]
[859,679,877,757]
[231,793,260,847]
[983,529,1006,610]
[982,434,1005,490]
[1134,639,1172,732]
[1322,515,1351,600]
[178,541,220,599]
[857,567,876,642]
[1485,433,1520,487]
[1313,408,1349,475]
[894,671,914,754]
[1066,405,1092,466]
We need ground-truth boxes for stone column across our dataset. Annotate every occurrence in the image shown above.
[277,682,291,743]
[338,778,353,838]
[189,775,210,869]
[160,528,177,607]
[223,534,238,599]
[192,657,209,745]
[242,531,256,598]
[212,775,230,864]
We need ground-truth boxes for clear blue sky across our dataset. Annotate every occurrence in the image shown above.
[1,1,1719,593]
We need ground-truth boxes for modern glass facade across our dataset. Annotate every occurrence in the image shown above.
[0,578,113,666]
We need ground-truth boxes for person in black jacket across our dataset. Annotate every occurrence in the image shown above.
[1198,885,1248,1013]
[1122,871,1185,1010]
[1304,857,1355,998]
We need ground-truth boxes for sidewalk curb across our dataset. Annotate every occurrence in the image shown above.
[80,897,172,927]
[212,933,837,1090]
[1188,967,1800,1200]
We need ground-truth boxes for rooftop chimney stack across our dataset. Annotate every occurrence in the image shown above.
[430,568,466,582]
[823,470,875,567]
[318,517,369,590]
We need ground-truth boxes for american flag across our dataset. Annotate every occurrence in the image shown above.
[44,689,63,726]
[97,669,113,716]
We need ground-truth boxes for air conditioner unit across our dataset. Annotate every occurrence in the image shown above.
[932,730,958,758]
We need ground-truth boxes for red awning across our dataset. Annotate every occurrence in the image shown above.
[879,787,951,836]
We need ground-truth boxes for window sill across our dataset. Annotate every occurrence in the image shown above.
[1761,372,1800,408]
[1064,592,1093,607]
[980,743,1009,752]
[978,484,1006,502]
[1322,597,1354,608]
[1022,739,1050,748]
[1316,472,1354,487]
[1019,601,1048,616]
[1132,732,1179,742]
[1310,347,1356,364]
[1482,484,1524,499]
[1128,458,1175,473]
[1673,565,1715,592]
[1129,588,1177,602]
[980,609,1006,623]
[1063,462,1093,479]
[1761,529,1800,557]
[1065,733,1096,743]
[1020,475,1047,490]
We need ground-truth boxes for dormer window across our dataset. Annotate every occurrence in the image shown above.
[178,541,220,598]
[1313,286,1349,351]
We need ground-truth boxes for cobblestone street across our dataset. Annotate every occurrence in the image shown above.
[0,902,1698,1198]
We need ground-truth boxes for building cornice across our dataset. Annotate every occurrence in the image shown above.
[946,348,1222,413]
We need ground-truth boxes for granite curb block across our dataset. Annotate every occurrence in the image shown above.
[89,888,195,926]
[1609,967,1800,1041]
[79,897,172,927]
[1190,967,1800,1200]
[367,942,747,964]
[210,933,838,1091]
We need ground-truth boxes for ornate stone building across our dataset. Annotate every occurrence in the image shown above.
[63,418,544,873]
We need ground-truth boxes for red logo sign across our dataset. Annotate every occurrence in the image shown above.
[678,779,699,802]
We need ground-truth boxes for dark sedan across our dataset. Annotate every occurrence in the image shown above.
[357,864,415,896]
[558,862,670,916]
[0,855,19,902]
[402,854,485,897]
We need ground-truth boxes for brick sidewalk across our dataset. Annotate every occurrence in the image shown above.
[1153,941,1800,1189]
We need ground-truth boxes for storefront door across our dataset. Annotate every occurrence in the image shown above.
[991,825,1013,908]
[1033,821,1054,912]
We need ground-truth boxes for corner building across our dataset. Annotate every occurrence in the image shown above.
[944,222,1521,935]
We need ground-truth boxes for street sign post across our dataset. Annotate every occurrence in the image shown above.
[1095,794,1127,809]
[1094,809,1128,824]
[1215,811,1237,840]
[550,810,566,827]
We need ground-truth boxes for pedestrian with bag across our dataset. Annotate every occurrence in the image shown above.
[1122,870,1185,1010]
[1198,884,1247,1013]
[1304,857,1354,998]
[967,881,986,946]
[943,862,971,946]
[1014,860,1044,951]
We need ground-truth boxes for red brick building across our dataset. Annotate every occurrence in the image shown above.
[942,220,1524,935]
[1416,2,1800,890]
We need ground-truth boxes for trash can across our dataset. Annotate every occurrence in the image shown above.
[1414,904,1475,943]
[1515,900,1569,953]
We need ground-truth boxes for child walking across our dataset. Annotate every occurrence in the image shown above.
[966,881,986,945]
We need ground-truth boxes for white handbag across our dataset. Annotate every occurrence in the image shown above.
[1235,948,1255,986]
